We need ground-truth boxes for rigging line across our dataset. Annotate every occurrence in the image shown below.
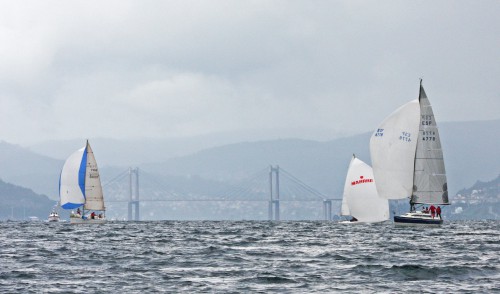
[282,179,322,201]
[216,180,266,201]
[231,170,268,196]
[222,174,268,199]
[279,168,326,198]
[102,170,130,187]
[268,175,308,201]
[215,180,255,200]
[284,177,325,199]
[287,181,318,200]
[140,170,219,200]
[137,169,188,198]
[211,167,269,199]
[280,172,324,199]
[279,169,327,199]
[209,168,267,200]
[224,182,268,201]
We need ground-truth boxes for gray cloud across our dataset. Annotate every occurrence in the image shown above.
[0,0,498,144]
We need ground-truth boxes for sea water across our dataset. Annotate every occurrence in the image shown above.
[0,220,498,293]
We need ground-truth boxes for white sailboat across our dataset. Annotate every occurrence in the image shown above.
[340,155,389,223]
[60,140,106,224]
[370,80,449,226]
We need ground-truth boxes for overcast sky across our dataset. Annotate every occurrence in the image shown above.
[1,1,498,145]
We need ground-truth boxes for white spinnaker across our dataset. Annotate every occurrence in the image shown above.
[341,188,351,216]
[341,155,352,216]
[344,157,389,223]
[370,99,420,200]
[60,147,86,209]
[83,142,105,211]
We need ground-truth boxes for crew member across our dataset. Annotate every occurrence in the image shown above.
[429,205,436,219]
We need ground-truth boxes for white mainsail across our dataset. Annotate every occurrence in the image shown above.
[60,141,105,211]
[412,85,449,205]
[83,143,105,211]
[369,99,420,200]
[342,155,389,222]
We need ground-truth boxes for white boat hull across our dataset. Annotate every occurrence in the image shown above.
[47,212,60,222]
[339,220,365,224]
[70,217,106,224]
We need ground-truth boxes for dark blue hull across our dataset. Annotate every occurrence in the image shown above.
[394,215,443,226]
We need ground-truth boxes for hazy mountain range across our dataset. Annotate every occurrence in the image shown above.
[0,178,56,220]
[0,119,498,201]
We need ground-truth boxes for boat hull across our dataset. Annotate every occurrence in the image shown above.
[47,217,60,222]
[70,217,106,224]
[394,214,443,227]
[339,220,363,224]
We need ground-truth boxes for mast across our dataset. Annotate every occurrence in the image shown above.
[410,80,423,211]
[82,140,88,217]
[419,78,423,100]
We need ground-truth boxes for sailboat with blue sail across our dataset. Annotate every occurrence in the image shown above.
[60,140,106,224]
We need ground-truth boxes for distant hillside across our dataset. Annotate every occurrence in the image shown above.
[28,127,347,166]
[141,135,368,198]
[0,119,498,205]
[441,120,500,193]
[449,174,500,220]
[0,141,62,197]
[142,119,500,197]
[0,178,56,220]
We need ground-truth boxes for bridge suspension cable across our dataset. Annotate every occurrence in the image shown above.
[279,168,330,200]
[137,168,190,200]
[213,167,269,200]
[102,169,130,187]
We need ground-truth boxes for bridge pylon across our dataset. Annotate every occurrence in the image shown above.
[128,167,140,221]
[323,199,333,221]
[268,165,280,221]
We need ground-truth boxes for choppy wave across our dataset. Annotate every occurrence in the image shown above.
[0,220,498,293]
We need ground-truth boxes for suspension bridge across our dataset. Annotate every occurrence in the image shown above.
[102,166,341,221]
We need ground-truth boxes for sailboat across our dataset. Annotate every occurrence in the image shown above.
[47,202,60,222]
[340,154,389,223]
[59,140,106,224]
[370,80,448,226]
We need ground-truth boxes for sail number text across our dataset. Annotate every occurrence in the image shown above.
[399,131,411,142]
[374,129,384,137]
[421,130,436,141]
[421,114,433,126]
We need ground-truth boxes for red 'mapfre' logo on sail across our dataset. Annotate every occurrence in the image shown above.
[351,176,373,186]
